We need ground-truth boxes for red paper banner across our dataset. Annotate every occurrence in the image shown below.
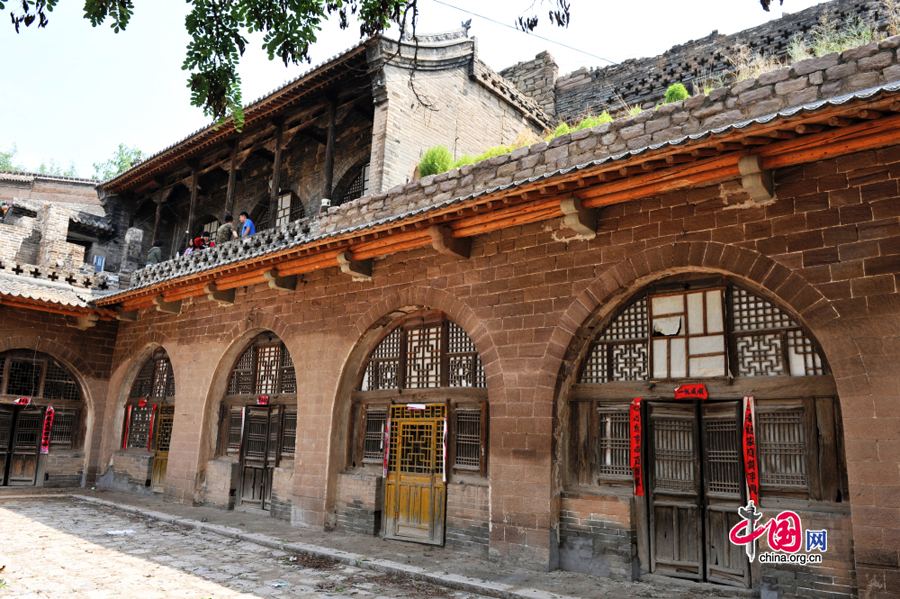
[123,405,132,449]
[257,395,269,406]
[742,396,759,505]
[14,397,31,406]
[382,417,391,478]
[40,407,54,455]
[674,384,708,399]
[138,398,147,407]
[146,404,158,451]
[630,398,644,496]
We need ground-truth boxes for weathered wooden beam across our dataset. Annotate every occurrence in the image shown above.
[738,154,773,203]
[204,282,236,305]
[186,165,199,244]
[828,116,854,127]
[769,130,797,139]
[263,269,297,291]
[690,148,719,158]
[115,307,139,322]
[153,296,182,315]
[252,148,275,163]
[151,196,162,243]
[858,109,883,120]
[225,141,239,216]
[715,142,744,151]
[560,197,597,239]
[795,123,824,134]
[323,96,337,200]
[337,251,372,280]
[428,225,470,259]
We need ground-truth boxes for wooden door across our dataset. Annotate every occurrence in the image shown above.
[151,405,175,492]
[384,404,446,545]
[0,405,14,486]
[648,402,703,581]
[238,406,279,509]
[7,408,43,486]
[701,402,750,587]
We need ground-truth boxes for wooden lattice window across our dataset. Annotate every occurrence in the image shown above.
[578,284,827,384]
[226,407,243,454]
[255,345,282,395]
[123,350,175,451]
[6,359,42,397]
[453,406,487,475]
[362,408,387,462]
[126,405,154,449]
[360,318,485,391]
[597,406,631,480]
[50,408,80,448]
[226,339,296,396]
[281,409,297,457]
[756,402,809,493]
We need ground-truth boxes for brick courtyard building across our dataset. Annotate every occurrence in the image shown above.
[3,3,900,598]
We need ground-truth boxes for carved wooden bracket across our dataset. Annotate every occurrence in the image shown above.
[738,154,774,203]
[204,282,236,305]
[115,308,138,322]
[337,251,373,280]
[560,197,597,239]
[428,225,470,259]
[152,296,182,315]
[71,313,99,330]
[263,269,297,291]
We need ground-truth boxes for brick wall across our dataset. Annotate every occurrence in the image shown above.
[498,51,559,116]
[203,458,238,509]
[335,472,382,535]
[0,174,99,206]
[445,481,490,555]
[558,491,636,580]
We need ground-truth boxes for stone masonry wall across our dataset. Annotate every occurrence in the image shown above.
[335,472,382,535]
[558,491,636,580]
[498,51,559,116]
[445,481,489,555]
[552,0,897,121]
[103,139,900,599]
[0,174,100,206]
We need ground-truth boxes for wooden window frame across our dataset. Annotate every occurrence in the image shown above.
[450,401,487,477]
[122,351,176,452]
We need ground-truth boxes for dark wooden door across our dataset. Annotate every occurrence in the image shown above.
[701,402,750,587]
[384,404,446,546]
[0,405,14,485]
[7,408,43,486]
[648,402,703,581]
[238,406,280,510]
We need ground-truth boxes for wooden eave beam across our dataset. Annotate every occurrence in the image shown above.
[96,96,900,309]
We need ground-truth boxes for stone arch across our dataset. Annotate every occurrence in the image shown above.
[320,284,499,525]
[541,241,855,566]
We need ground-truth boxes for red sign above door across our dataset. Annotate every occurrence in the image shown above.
[674,384,708,399]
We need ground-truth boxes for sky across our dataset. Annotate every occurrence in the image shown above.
[0,0,828,179]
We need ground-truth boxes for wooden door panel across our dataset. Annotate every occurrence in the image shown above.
[648,402,702,580]
[0,405,13,486]
[238,406,277,509]
[8,410,41,486]
[151,405,175,491]
[706,506,749,586]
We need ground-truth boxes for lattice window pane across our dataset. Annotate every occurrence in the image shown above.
[152,359,169,399]
[652,418,696,493]
[155,405,175,452]
[363,409,387,461]
[580,345,608,384]
[786,330,824,376]
[267,409,280,457]
[406,326,442,389]
[7,360,41,397]
[731,286,796,331]
[127,406,153,449]
[597,408,631,477]
[50,409,78,447]
[758,409,808,489]
[341,164,370,203]
[244,410,268,460]
[276,193,292,227]
[599,297,649,341]
[14,412,41,447]
[735,333,785,377]
[165,360,175,398]
[455,411,481,469]
[227,408,243,453]
[229,347,255,395]
[255,345,281,395]
[280,346,296,394]
[362,329,401,391]
[281,410,297,456]
[704,419,742,496]
[130,359,155,398]
[400,422,436,474]
[44,361,80,401]
[447,323,485,388]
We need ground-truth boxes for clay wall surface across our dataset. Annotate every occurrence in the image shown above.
[98,144,900,598]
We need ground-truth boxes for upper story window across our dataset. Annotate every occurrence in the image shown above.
[123,349,175,451]
[274,191,305,228]
[580,284,825,384]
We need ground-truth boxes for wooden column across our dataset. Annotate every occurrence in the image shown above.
[323,96,337,200]
[187,164,199,244]
[269,119,284,228]
[151,196,162,243]
[225,141,239,216]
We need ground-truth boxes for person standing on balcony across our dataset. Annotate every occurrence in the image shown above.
[239,211,256,237]
[146,240,164,266]
[217,214,238,245]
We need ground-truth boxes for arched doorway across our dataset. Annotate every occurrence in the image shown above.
[212,332,297,514]
[564,277,847,588]
[0,350,85,486]
[122,348,175,492]
[349,310,487,546]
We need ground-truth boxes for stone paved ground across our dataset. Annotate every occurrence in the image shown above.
[0,494,745,599]
[0,498,490,599]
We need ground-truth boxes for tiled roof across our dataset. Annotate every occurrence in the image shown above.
[0,272,97,309]
[3,198,113,233]
[0,170,100,185]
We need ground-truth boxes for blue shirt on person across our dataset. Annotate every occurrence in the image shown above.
[241,218,256,237]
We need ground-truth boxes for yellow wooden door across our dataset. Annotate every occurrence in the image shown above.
[151,405,175,491]
[384,404,446,545]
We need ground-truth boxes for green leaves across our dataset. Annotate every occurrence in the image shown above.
[92,143,142,181]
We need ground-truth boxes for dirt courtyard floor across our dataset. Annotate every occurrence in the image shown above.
[0,494,746,599]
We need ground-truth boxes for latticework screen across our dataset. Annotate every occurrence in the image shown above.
[454,411,481,469]
[362,329,402,391]
[704,419,742,496]
[597,408,631,478]
[50,408,79,447]
[362,409,387,461]
[228,347,255,395]
[281,410,297,456]
[7,360,41,397]
[652,418,696,493]
[126,406,154,449]
[44,361,80,401]
[581,297,649,384]
[757,409,808,490]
